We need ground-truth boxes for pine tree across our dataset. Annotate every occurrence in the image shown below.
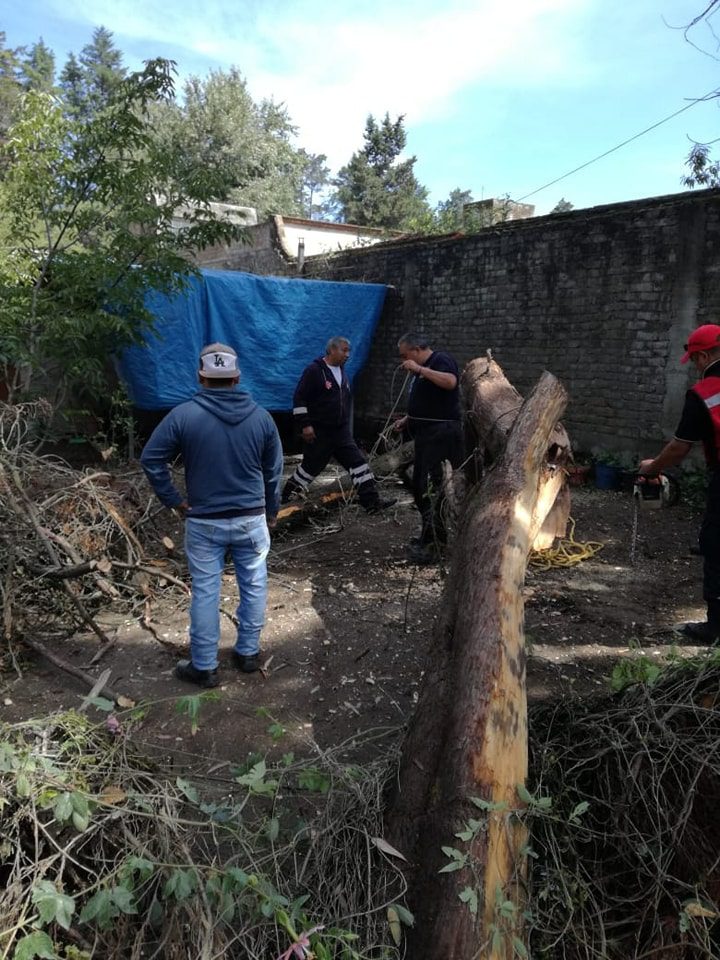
[297,150,331,218]
[0,32,23,138]
[333,113,430,230]
[60,27,125,118]
[22,38,55,92]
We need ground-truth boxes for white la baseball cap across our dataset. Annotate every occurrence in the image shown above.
[199,342,239,378]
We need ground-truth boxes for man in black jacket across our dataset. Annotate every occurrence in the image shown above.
[393,331,463,564]
[282,336,395,513]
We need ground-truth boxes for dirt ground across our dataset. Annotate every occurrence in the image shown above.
[0,473,711,773]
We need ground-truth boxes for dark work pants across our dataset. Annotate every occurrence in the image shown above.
[412,421,464,545]
[700,469,720,623]
[282,425,378,507]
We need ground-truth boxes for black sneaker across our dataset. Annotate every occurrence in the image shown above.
[673,621,720,644]
[232,650,262,673]
[364,497,398,515]
[175,659,219,688]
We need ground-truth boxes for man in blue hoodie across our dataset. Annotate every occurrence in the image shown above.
[140,343,283,687]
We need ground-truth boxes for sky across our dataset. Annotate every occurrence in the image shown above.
[4,0,720,215]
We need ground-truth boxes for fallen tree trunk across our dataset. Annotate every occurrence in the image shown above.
[386,371,568,960]
[277,441,414,523]
[460,355,572,550]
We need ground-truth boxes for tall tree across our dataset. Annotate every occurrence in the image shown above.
[551,197,574,213]
[333,113,431,230]
[297,149,331,218]
[435,187,474,231]
[0,33,23,140]
[0,59,243,405]
[60,26,125,118]
[22,39,55,92]
[153,68,304,218]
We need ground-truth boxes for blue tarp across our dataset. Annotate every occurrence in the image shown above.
[118,270,387,410]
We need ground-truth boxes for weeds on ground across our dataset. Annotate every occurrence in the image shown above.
[0,702,408,959]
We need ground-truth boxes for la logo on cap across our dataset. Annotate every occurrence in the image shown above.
[213,354,226,367]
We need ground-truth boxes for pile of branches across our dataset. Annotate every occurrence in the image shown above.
[0,710,407,959]
[527,656,720,959]
[0,401,186,652]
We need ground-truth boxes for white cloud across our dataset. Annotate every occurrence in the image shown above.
[48,0,593,166]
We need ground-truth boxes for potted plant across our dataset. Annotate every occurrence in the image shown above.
[594,451,623,490]
[566,456,592,487]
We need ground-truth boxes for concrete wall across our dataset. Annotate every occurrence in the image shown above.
[193,215,392,271]
[297,189,720,456]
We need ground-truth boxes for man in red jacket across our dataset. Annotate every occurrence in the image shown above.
[282,336,395,513]
[639,323,720,643]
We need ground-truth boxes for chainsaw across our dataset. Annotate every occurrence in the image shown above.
[632,473,672,510]
[630,472,676,564]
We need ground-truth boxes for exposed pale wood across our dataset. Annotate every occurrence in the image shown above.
[460,355,572,550]
[387,372,568,960]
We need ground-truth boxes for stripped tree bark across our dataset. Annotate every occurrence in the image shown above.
[386,371,569,960]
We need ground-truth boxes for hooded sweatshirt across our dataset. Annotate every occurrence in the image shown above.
[140,388,283,517]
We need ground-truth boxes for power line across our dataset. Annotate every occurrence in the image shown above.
[515,87,720,203]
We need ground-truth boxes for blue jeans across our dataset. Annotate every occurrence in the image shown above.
[184,515,271,670]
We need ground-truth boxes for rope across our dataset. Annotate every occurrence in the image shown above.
[528,517,604,570]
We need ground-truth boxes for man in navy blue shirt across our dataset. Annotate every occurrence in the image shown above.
[394,332,463,564]
[282,336,396,514]
[140,343,283,686]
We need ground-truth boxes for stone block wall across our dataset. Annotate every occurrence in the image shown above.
[300,189,720,456]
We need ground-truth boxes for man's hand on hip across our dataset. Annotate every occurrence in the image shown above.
[266,515,277,530]
[302,425,316,443]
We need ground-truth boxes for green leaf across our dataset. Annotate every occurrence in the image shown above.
[266,817,280,843]
[236,759,279,795]
[70,793,89,817]
[176,777,198,803]
[163,868,198,901]
[458,886,478,916]
[516,783,533,804]
[297,767,331,794]
[123,856,155,881]
[32,880,76,930]
[71,811,89,832]
[441,846,465,861]
[536,796,553,811]
[512,936,529,958]
[16,772,31,797]
[227,868,250,890]
[500,899,517,918]
[438,860,465,873]
[53,792,73,822]
[80,889,115,929]
[391,903,415,927]
[110,885,137,915]
[268,722,286,741]
[13,930,56,959]
[88,696,114,712]
[569,800,589,821]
